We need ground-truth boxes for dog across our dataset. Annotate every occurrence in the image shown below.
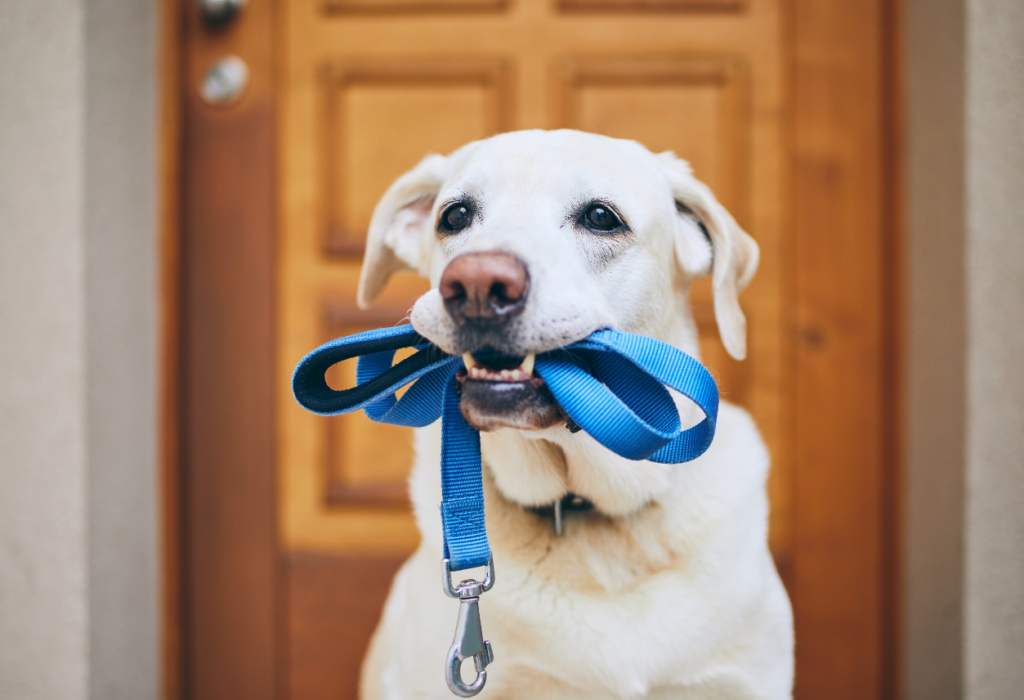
[356,130,793,699]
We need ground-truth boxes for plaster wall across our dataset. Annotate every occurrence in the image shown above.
[84,0,159,697]
[963,0,1024,696]
[0,2,89,697]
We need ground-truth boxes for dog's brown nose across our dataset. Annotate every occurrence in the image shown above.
[439,252,529,326]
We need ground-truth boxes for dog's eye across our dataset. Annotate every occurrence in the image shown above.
[581,203,624,232]
[439,202,473,233]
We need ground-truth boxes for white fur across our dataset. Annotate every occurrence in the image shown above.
[356,130,793,699]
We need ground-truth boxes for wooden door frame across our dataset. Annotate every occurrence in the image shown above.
[162,1,281,698]
[788,1,903,697]
[161,0,904,697]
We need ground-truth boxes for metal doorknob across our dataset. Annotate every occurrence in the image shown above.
[199,56,249,107]
[200,0,247,26]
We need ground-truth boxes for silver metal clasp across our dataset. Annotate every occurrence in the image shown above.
[442,557,495,697]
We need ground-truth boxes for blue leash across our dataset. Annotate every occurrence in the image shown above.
[291,324,719,696]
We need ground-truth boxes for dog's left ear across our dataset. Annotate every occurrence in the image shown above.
[357,154,449,308]
[658,152,759,360]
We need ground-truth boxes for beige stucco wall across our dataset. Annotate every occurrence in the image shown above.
[0,2,90,697]
[0,1,158,698]
[963,0,1024,696]
[83,1,159,697]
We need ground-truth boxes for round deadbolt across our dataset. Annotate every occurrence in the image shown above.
[199,56,249,108]
[199,0,247,26]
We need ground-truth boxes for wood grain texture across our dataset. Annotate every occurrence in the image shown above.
[285,552,407,700]
[557,0,744,12]
[180,0,279,697]
[324,0,507,14]
[790,0,898,697]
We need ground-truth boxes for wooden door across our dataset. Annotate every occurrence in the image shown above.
[173,0,900,698]
[278,1,787,695]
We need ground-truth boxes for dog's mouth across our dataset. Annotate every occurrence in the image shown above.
[462,351,536,382]
[456,350,564,431]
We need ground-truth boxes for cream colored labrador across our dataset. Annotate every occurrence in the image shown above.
[356,130,793,699]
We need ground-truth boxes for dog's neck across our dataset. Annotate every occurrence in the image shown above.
[482,416,683,519]
[479,436,693,594]
[524,492,594,536]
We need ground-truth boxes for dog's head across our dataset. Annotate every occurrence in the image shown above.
[358,130,757,433]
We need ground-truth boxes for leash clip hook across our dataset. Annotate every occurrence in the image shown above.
[442,557,495,697]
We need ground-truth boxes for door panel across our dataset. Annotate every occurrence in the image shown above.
[285,553,407,700]
[322,307,420,507]
[321,60,512,256]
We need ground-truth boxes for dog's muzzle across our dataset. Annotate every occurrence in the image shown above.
[438,252,560,429]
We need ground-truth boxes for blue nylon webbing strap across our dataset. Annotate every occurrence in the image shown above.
[291,324,719,571]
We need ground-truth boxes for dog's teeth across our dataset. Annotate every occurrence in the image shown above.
[462,352,537,381]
